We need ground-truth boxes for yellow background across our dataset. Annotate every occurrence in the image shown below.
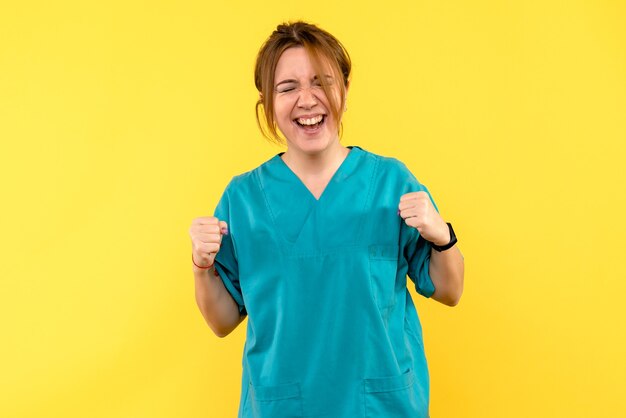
[1,1,625,417]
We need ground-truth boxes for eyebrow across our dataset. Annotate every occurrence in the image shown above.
[274,74,334,88]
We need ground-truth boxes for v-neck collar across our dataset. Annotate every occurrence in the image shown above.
[272,145,361,203]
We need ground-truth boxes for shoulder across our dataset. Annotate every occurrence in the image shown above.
[222,153,277,194]
[228,170,255,188]
[358,146,423,185]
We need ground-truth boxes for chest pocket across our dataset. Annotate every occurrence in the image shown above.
[368,244,400,311]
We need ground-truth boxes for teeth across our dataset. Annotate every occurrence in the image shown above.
[297,115,323,125]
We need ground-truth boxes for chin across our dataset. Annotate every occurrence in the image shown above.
[294,137,334,155]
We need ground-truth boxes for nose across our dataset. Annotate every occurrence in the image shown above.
[296,86,318,109]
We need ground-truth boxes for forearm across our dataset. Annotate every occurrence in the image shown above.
[193,265,245,337]
[428,246,464,306]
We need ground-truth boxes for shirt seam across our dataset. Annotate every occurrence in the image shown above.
[355,153,381,243]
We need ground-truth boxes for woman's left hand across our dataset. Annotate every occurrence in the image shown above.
[398,192,450,246]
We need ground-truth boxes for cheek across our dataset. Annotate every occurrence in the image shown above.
[324,84,342,104]
[273,101,291,122]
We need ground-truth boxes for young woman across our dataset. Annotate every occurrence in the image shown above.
[189,21,464,418]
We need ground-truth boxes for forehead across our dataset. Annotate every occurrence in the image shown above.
[274,46,333,80]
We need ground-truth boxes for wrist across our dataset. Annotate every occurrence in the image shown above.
[432,227,451,246]
[430,222,457,252]
[192,253,213,270]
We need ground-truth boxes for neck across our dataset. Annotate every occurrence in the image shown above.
[281,143,350,176]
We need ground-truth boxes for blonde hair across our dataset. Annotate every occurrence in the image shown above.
[254,21,352,144]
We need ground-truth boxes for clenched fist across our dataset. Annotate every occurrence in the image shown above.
[398,192,449,246]
[189,216,229,269]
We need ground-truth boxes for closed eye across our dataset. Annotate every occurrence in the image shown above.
[275,75,333,93]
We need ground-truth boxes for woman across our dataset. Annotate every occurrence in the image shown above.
[189,21,464,418]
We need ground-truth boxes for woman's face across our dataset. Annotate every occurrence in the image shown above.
[272,46,343,155]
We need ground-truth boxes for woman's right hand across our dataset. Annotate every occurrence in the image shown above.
[189,216,229,269]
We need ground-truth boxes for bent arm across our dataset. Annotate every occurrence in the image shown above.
[193,265,246,337]
[429,245,464,306]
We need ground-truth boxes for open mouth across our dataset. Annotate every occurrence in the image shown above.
[293,114,326,132]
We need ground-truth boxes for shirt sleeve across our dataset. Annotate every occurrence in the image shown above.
[212,180,247,316]
[397,163,439,298]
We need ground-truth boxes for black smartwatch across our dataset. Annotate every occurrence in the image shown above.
[431,222,457,252]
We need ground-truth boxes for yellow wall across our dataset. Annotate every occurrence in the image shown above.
[1,1,624,417]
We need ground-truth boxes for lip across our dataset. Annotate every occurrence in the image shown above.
[292,114,326,136]
[292,113,326,120]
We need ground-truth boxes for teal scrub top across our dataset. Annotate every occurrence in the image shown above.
[213,145,438,418]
